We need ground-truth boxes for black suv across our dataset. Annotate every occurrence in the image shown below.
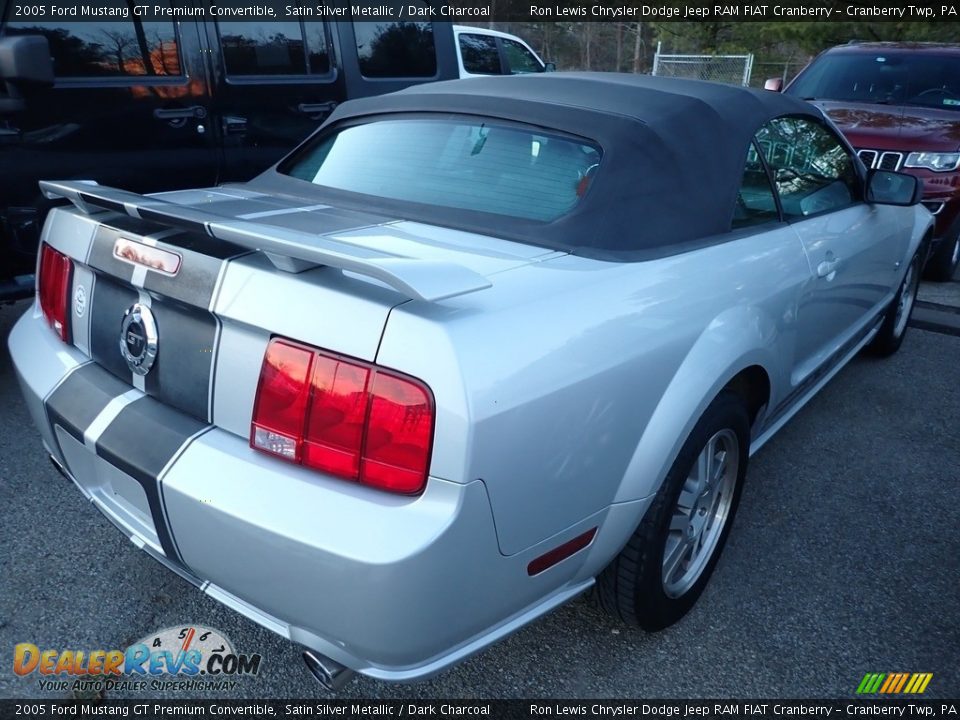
[0,5,459,301]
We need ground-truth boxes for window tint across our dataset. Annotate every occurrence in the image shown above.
[733,141,779,229]
[354,6,436,78]
[282,119,601,222]
[218,22,329,76]
[459,33,500,75]
[4,8,180,77]
[756,117,860,219]
[502,38,543,74]
[787,52,960,110]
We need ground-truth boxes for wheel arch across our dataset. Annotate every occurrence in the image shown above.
[723,364,772,435]
[611,304,780,508]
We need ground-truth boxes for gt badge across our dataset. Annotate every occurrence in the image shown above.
[119,303,158,376]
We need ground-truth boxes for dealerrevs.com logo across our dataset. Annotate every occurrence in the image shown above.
[13,625,263,693]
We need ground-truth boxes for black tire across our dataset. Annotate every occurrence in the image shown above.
[868,251,922,357]
[924,231,959,282]
[597,390,749,631]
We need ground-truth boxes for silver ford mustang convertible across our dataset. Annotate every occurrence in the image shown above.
[9,74,931,687]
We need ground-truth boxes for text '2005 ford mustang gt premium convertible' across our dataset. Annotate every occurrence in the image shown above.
[9,74,931,688]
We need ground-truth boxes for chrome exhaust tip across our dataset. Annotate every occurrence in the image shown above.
[302,650,354,692]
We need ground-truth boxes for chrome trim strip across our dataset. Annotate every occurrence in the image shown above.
[857,148,904,172]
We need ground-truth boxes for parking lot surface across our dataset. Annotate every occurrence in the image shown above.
[0,295,957,700]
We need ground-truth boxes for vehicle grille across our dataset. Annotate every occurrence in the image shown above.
[857,149,904,171]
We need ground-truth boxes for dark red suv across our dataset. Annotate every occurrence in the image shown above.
[781,42,960,280]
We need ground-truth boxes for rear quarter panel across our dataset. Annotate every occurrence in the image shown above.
[376,224,812,556]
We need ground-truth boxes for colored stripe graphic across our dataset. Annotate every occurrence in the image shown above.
[857,673,932,694]
[879,674,897,693]
[893,673,909,693]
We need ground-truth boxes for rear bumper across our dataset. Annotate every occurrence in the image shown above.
[8,305,606,681]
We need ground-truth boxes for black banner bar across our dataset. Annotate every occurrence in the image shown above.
[1,700,959,720]
[6,0,960,23]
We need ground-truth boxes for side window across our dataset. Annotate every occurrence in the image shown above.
[756,117,860,219]
[502,38,542,75]
[218,22,330,76]
[354,4,436,79]
[4,10,180,77]
[733,141,780,229]
[459,34,500,75]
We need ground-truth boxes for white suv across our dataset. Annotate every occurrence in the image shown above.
[453,25,551,78]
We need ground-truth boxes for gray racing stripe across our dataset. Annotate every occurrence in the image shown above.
[83,388,143,451]
[88,277,140,384]
[141,236,246,309]
[44,359,210,565]
[45,363,134,445]
[148,299,217,420]
[96,396,210,562]
[252,205,391,235]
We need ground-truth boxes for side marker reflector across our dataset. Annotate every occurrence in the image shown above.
[527,528,597,576]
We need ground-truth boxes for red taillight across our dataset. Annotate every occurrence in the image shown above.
[250,340,314,462]
[303,354,369,478]
[251,338,435,495]
[362,373,435,494]
[38,243,73,343]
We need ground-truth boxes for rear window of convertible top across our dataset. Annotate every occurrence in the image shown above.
[280,118,602,222]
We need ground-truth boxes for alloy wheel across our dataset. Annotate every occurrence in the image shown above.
[662,428,740,599]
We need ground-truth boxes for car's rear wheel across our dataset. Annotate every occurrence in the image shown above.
[868,251,922,357]
[924,231,959,282]
[597,391,749,630]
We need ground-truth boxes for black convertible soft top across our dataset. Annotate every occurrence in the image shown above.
[256,73,823,259]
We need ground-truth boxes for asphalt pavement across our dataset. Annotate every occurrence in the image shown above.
[0,295,957,701]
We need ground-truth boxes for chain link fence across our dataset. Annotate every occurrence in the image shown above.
[651,42,754,86]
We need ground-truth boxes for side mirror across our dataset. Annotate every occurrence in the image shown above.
[763,77,783,92]
[0,35,54,114]
[866,169,923,206]
[543,62,556,72]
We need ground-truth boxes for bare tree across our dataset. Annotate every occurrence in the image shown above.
[633,22,643,73]
[615,23,624,73]
[99,29,134,73]
[581,22,592,70]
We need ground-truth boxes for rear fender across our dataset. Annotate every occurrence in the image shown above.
[612,304,778,506]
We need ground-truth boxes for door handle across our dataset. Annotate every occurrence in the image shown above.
[222,116,248,135]
[297,101,337,116]
[817,257,841,278]
[153,105,207,120]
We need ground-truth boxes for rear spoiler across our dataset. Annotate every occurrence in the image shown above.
[40,180,492,302]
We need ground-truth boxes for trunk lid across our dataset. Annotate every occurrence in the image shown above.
[43,182,558,429]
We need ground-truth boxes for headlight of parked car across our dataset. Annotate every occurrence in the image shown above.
[903,152,960,172]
